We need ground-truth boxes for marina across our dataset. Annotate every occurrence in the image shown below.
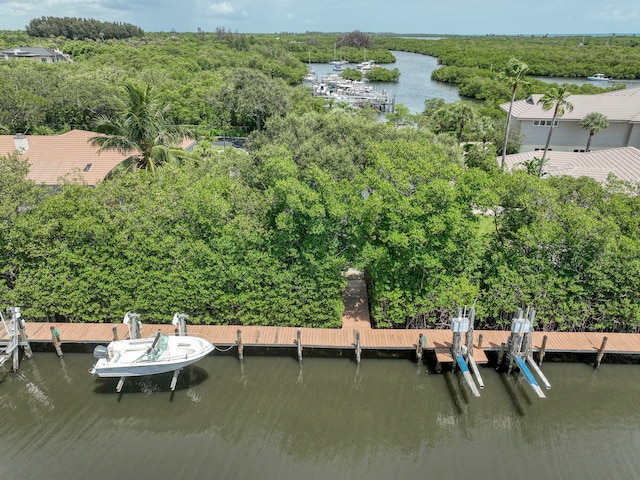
[303,50,463,113]
[304,72,395,111]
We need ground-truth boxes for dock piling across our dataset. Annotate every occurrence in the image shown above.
[50,326,63,357]
[297,328,303,362]
[416,333,425,364]
[354,330,361,363]
[594,336,608,369]
[236,329,243,360]
[16,311,32,360]
[112,326,119,341]
[538,335,548,366]
[12,341,19,371]
[497,342,505,370]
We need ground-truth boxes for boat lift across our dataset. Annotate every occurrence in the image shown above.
[0,307,33,371]
[112,312,191,393]
[450,306,484,398]
[499,308,551,398]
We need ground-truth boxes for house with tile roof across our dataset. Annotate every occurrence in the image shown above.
[500,146,640,184]
[500,87,640,153]
[0,130,196,186]
[0,47,72,63]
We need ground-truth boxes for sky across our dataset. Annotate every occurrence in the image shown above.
[0,0,638,35]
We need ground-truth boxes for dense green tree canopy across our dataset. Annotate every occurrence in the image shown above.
[26,17,143,40]
[1,32,640,332]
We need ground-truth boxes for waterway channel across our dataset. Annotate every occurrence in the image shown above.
[309,50,463,113]
[309,51,640,116]
[1,353,639,479]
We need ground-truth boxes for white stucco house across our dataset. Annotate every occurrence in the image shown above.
[501,87,640,153]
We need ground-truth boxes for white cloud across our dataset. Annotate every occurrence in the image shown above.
[208,2,247,18]
[586,7,639,23]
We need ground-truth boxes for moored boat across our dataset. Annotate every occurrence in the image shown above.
[90,329,214,378]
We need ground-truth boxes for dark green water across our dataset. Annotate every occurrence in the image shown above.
[1,353,639,480]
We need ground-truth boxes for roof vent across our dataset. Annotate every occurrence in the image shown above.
[13,134,28,152]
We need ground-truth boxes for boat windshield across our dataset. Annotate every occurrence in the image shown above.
[147,333,169,361]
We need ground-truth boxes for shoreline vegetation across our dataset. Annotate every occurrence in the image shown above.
[1,22,640,333]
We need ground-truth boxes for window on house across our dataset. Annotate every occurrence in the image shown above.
[534,120,558,127]
[83,163,92,172]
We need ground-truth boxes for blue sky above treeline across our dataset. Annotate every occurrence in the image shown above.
[0,0,638,35]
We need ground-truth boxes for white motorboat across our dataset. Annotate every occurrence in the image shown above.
[587,73,610,81]
[90,330,214,378]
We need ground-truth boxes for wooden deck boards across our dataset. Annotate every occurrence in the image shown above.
[3,323,640,356]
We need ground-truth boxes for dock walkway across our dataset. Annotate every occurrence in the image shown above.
[3,278,640,359]
[4,322,640,357]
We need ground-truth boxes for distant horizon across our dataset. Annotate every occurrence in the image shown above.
[1,27,638,38]
[1,0,638,37]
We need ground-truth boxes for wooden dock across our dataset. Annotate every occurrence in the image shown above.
[3,270,640,359]
[3,322,640,359]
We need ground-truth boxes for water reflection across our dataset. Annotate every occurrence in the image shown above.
[92,365,210,395]
[1,354,640,480]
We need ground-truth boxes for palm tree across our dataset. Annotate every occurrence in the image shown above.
[537,86,574,178]
[91,82,193,171]
[500,58,529,169]
[449,102,476,141]
[580,112,609,152]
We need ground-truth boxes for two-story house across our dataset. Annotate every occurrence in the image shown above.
[501,87,640,153]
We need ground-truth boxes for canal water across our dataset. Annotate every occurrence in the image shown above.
[2,353,640,480]
[309,50,463,114]
[533,75,640,87]
[309,51,640,116]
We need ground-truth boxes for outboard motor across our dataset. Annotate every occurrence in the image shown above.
[93,345,109,359]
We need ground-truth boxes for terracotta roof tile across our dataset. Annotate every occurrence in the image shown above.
[0,130,195,186]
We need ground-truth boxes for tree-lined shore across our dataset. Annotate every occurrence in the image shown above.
[1,26,639,331]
